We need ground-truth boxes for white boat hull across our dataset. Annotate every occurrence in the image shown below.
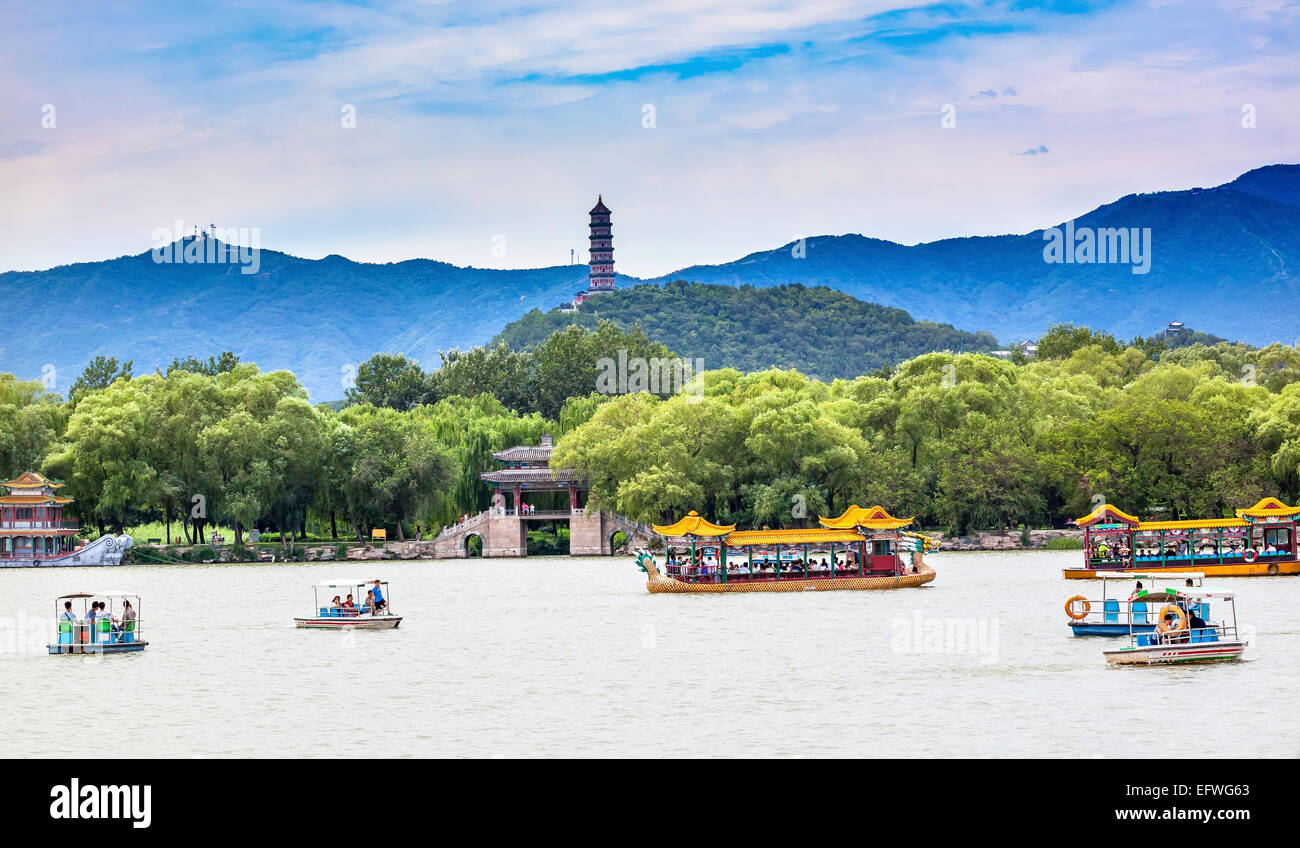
[1104,640,1247,665]
[1,534,133,568]
[294,615,401,630]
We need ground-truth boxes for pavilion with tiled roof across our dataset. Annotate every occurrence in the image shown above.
[0,471,79,559]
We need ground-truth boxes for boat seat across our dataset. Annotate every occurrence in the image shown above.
[1137,634,1152,647]
[1131,601,1148,624]
[1103,599,1119,623]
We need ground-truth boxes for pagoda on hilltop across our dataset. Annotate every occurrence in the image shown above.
[586,195,614,293]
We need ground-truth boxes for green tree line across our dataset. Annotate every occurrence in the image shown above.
[5,322,1300,543]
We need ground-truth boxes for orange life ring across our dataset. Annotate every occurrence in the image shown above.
[1065,595,1090,620]
[1243,548,1257,563]
[1155,604,1188,634]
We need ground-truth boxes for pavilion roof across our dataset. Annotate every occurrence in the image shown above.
[652,511,735,538]
[1235,497,1300,520]
[2,471,63,489]
[0,495,73,504]
[818,504,914,530]
[480,468,578,485]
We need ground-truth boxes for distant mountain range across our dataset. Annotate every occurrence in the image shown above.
[639,164,1300,347]
[2,163,1296,400]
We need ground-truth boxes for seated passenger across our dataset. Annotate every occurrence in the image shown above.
[342,594,358,615]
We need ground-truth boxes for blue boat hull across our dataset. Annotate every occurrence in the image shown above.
[1069,622,1157,637]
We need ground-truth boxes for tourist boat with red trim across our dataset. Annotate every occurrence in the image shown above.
[635,505,939,593]
[1065,498,1300,579]
[1102,587,1248,665]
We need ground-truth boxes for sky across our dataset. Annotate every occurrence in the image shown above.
[1,0,1297,276]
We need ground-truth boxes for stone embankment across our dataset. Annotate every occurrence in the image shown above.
[928,528,1082,551]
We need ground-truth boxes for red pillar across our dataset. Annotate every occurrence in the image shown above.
[513,484,522,514]
[569,486,579,510]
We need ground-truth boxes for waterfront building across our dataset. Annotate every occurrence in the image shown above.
[0,472,78,560]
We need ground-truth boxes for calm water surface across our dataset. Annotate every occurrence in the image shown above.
[2,551,1296,757]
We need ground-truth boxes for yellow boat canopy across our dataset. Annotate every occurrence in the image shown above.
[818,504,914,530]
[1079,497,1300,530]
[1136,518,1246,531]
[652,511,736,538]
[1235,497,1300,521]
[1074,503,1141,528]
[724,529,866,547]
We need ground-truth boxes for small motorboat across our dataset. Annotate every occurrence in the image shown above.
[48,591,147,654]
[1064,571,1203,636]
[1103,587,1248,665]
[294,579,402,629]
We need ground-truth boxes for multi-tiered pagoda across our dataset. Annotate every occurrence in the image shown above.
[587,195,614,293]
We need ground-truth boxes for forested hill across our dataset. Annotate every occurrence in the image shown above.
[493,282,1001,378]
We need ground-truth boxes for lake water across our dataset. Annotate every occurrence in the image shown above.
[2,551,1296,757]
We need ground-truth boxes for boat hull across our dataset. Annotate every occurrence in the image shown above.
[1064,560,1300,579]
[294,615,401,629]
[48,641,148,655]
[1103,641,1247,665]
[647,560,935,593]
[1069,621,1156,637]
[1,534,134,568]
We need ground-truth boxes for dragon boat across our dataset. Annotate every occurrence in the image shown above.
[634,505,939,593]
[1066,498,1300,579]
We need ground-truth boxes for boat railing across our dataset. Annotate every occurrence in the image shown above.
[55,618,142,647]
[1132,624,1237,647]
[665,561,897,583]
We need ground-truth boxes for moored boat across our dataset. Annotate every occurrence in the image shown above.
[1064,571,1203,636]
[636,505,939,593]
[294,579,402,629]
[1,472,133,567]
[48,591,147,654]
[1102,587,1248,665]
[1065,498,1300,579]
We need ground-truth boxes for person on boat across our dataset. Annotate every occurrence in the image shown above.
[61,600,78,623]
[1186,604,1209,637]
[330,595,343,611]
[342,594,358,615]
[371,580,388,614]
[118,600,135,635]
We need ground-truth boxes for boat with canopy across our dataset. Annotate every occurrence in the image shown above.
[635,505,939,593]
[294,579,402,629]
[1102,587,1248,665]
[1066,498,1300,579]
[1064,572,1203,636]
[48,591,147,654]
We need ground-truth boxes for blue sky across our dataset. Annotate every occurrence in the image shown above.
[1,0,1297,276]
